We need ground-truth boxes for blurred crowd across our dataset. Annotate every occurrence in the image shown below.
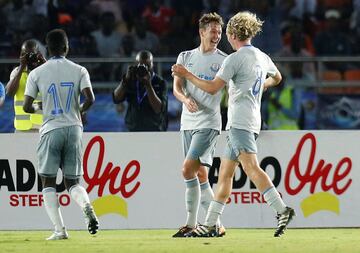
[1,0,360,132]
[0,0,359,58]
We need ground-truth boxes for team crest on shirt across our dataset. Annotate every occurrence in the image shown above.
[210,63,221,72]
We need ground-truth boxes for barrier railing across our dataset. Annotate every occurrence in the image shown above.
[0,56,359,88]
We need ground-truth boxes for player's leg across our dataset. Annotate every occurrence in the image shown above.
[239,152,295,237]
[173,130,203,237]
[188,158,237,237]
[62,125,99,235]
[195,129,219,219]
[198,166,225,236]
[186,130,238,237]
[38,129,67,240]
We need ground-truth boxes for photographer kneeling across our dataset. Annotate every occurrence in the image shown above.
[113,50,168,131]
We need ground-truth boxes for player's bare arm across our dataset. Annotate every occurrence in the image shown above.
[5,56,27,97]
[173,75,198,113]
[172,64,225,95]
[80,87,95,114]
[263,71,282,89]
[23,95,38,113]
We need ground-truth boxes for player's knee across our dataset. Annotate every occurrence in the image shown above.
[40,176,56,189]
[64,177,80,192]
[197,167,208,182]
[182,163,197,180]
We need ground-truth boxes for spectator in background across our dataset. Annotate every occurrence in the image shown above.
[91,11,123,57]
[314,9,353,71]
[67,15,98,57]
[0,10,13,57]
[279,0,316,20]
[91,11,123,81]
[113,50,168,131]
[277,18,316,82]
[159,15,195,56]
[267,79,300,130]
[5,39,45,132]
[2,0,34,34]
[142,0,176,36]
[132,17,160,54]
[251,0,284,55]
[90,0,123,23]
[29,14,49,56]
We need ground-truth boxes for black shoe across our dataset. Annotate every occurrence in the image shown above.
[185,224,218,237]
[172,225,195,237]
[83,204,99,235]
[274,207,295,237]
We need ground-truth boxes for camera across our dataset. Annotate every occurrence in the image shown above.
[126,64,149,81]
[26,52,38,63]
[135,64,149,78]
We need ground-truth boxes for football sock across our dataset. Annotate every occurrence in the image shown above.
[42,187,65,232]
[200,181,221,227]
[185,177,200,228]
[263,186,287,214]
[69,184,90,209]
[204,200,225,227]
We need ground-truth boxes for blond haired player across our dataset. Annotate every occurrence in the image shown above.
[172,11,295,237]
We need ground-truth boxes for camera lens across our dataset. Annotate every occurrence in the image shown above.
[27,52,37,63]
[136,64,148,78]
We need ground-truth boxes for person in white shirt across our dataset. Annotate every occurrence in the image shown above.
[172,11,295,238]
[23,29,99,240]
[172,12,227,237]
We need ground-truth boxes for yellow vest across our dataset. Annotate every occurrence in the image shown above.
[14,70,43,131]
[268,86,299,130]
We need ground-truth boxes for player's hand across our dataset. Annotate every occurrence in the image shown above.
[81,111,87,125]
[171,64,188,78]
[37,53,46,64]
[19,52,28,69]
[139,71,151,87]
[184,96,198,113]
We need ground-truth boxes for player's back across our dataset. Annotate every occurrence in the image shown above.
[27,57,91,135]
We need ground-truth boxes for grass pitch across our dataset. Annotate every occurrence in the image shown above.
[0,228,359,253]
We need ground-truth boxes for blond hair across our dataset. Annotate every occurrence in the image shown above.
[199,12,224,29]
[226,11,263,41]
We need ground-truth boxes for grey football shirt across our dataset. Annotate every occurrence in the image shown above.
[177,48,227,131]
[216,45,278,134]
[25,57,92,135]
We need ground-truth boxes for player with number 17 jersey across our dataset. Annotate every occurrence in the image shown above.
[25,57,92,136]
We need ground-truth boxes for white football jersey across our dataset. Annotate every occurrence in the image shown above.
[176,47,227,131]
[216,45,278,134]
[25,57,92,135]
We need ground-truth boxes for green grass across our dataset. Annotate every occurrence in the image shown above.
[0,229,359,253]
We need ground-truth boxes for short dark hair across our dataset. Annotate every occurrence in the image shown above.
[199,12,224,29]
[46,29,68,55]
[21,39,39,52]
[136,50,153,62]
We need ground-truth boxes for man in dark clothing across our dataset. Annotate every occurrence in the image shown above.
[113,50,168,131]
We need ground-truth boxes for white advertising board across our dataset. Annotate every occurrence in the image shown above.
[0,131,359,230]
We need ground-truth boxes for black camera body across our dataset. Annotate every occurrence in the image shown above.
[127,64,149,81]
[135,64,149,78]
[26,52,38,63]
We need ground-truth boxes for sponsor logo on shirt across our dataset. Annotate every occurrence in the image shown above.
[210,63,221,72]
